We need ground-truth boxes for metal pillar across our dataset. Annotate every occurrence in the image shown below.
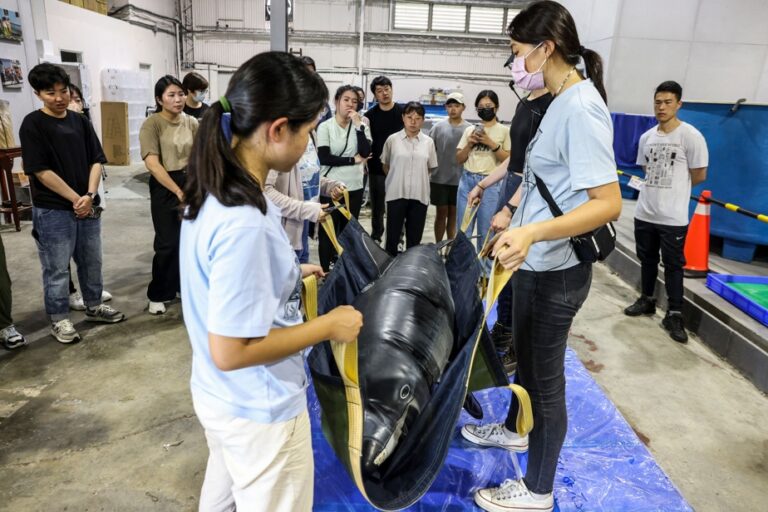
[270,0,288,52]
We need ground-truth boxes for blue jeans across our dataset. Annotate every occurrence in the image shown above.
[32,207,103,321]
[295,220,310,264]
[504,264,592,494]
[456,170,501,254]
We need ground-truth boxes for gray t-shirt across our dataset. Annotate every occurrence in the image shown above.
[634,122,708,226]
[511,80,618,271]
[428,119,470,185]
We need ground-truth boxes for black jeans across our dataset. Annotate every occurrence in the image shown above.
[504,263,592,495]
[634,218,687,311]
[319,188,364,271]
[385,199,427,256]
[368,173,386,241]
[147,172,185,302]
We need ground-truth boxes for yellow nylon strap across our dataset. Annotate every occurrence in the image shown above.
[477,226,495,261]
[321,215,344,256]
[329,338,368,499]
[301,275,318,321]
[333,189,353,220]
[460,203,479,233]
[474,258,534,433]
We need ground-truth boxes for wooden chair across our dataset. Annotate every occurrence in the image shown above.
[0,147,32,231]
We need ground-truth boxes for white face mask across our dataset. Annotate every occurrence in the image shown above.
[193,90,207,103]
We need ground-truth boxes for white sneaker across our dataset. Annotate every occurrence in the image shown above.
[69,292,86,311]
[101,290,112,302]
[1,325,27,350]
[51,319,81,344]
[475,479,553,512]
[148,301,166,315]
[461,422,529,452]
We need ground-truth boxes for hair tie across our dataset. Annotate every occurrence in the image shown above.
[221,112,233,144]
[219,95,232,113]
[578,45,586,56]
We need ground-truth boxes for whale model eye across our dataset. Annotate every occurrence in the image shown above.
[399,385,411,400]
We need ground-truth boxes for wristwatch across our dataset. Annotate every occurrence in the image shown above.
[85,192,95,198]
[503,203,517,215]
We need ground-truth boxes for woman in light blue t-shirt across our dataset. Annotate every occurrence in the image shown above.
[179,52,362,512]
[462,3,622,512]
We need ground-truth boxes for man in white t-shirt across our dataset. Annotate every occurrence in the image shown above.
[624,81,709,343]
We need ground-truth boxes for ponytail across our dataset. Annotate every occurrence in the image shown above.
[182,51,328,221]
[183,101,265,220]
[581,48,607,103]
[509,1,608,104]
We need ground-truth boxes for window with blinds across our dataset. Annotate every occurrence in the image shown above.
[431,4,467,32]
[393,2,430,31]
[393,2,516,35]
[469,7,504,34]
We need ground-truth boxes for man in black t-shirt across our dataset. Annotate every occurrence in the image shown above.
[364,76,403,242]
[182,71,210,119]
[20,63,125,344]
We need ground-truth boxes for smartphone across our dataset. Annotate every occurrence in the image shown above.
[473,124,485,135]
[322,205,340,213]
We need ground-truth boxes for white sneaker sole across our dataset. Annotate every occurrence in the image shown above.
[461,426,529,452]
[474,491,553,512]
[51,329,81,344]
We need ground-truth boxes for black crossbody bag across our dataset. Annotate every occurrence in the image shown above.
[532,173,616,263]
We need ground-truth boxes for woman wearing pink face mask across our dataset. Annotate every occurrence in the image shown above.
[462,2,622,511]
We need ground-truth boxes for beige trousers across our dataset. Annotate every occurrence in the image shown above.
[193,399,314,512]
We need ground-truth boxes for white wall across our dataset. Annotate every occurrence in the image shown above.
[562,0,768,115]
[108,0,177,19]
[190,0,516,118]
[0,0,39,145]
[44,0,177,137]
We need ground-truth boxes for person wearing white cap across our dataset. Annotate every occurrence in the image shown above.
[428,92,470,241]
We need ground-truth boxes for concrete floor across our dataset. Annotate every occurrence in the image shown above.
[1,165,766,511]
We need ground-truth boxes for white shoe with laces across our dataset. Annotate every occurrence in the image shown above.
[475,479,553,512]
[51,319,81,344]
[461,422,529,452]
[101,290,112,302]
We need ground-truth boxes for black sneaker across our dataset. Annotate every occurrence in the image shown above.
[500,350,517,376]
[662,312,688,343]
[85,304,126,323]
[624,296,656,316]
[490,322,513,350]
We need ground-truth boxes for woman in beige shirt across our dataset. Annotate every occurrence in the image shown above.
[139,75,198,315]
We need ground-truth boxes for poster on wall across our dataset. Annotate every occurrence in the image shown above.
[0,9,22,42]
[0,58,23,88]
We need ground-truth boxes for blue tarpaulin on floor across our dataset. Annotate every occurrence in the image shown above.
[309,339,691,511]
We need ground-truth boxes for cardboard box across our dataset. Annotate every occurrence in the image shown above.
[83,0,107,14]
[101,102,130,165]
[12,171,28,187]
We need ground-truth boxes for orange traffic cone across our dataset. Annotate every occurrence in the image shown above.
[684,190,711,278]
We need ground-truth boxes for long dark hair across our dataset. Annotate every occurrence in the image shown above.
[183,52,328,220]
[508,0,607,103]
[154,75,185,113]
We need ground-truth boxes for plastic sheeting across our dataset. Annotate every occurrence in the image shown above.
[310,332,691,511]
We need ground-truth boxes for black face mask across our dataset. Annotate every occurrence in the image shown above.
[477,107,496,121]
